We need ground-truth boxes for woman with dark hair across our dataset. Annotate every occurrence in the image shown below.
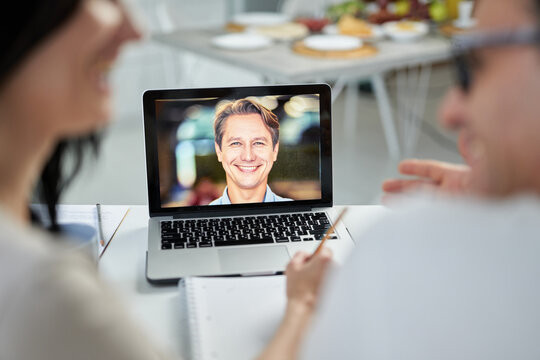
[0,0,332,358]
[0,0,182,358]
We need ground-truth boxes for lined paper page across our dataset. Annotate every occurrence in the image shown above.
[183,275,286,360]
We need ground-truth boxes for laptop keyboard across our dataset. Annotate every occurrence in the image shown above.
[160,212,338,250]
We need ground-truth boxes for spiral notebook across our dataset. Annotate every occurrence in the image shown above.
[180,275,287,360]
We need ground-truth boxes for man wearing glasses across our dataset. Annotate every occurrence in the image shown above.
[383,3,540,197]
[259,1,540,359]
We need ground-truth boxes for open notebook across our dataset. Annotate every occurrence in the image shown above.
[31,204,130,257]
[179,276,287,360]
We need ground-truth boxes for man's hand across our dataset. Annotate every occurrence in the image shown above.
[382,159,471,196]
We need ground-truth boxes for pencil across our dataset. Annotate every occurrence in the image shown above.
[96,203,105,247]
[311,207,348,258]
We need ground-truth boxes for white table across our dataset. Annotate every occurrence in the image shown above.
[153,29,452,159]
[99,205,388,357]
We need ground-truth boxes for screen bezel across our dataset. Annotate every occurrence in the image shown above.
[143,84,332,218]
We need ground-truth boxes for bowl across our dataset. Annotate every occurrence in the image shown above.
[383,21,429,42]
[211,33,273,51]
[295,17,330,32]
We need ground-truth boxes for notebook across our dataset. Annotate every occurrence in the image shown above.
[31,204,130,257]
[180,275,287,360]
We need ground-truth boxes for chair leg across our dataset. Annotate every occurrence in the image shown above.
[372,73,401,160]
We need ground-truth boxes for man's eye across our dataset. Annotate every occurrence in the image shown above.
[254,141,265,146]
[230,142,241,146]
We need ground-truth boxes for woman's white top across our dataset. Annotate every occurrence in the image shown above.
[0,209,177,360]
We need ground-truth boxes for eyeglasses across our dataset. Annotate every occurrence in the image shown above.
[452,27,540,92]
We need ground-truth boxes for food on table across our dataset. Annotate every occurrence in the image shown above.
[326,1,365,22]
[328,0,437,26]
[383,20,429,42]
[295,17,330,32]
[367,0,401,24]
[394,0,411,16]
[255,23,309,41]
[337,14,373,37]
[406,0,430,20]
[225,23,246,33]
[368,8,402,24]
[378,0,390,9]
[395,21,417,31]
[428,0,448,22]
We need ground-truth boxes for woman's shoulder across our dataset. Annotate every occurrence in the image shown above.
[0,214,173,359]
[0,210,59,279]
[0,210,99,314]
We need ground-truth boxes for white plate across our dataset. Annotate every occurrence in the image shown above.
[322,24,385,41]
[232,12,291,27]
[453,18,477,29]
[211,33,273,51]
[304,35,363,51]
[383,21,429,42]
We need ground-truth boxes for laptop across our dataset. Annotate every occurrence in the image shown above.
[143,84,355,283]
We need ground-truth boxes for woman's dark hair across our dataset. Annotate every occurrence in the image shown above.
[37,136,100,232]
[2,0,100,233]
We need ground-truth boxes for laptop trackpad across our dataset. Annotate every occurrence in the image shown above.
[219,246,290,275]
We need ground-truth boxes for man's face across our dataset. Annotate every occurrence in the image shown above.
[439,0,540,195]
[215,113,279,191]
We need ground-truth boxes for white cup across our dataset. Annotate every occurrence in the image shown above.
[458,1,474,23]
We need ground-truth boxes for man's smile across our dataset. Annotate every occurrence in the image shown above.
[235,164,262,173]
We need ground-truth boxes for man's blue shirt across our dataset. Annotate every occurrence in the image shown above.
[209,185,292,205]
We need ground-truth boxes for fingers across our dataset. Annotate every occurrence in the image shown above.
[308,247,333,270]
[315,248,333,275]
[292,251,310,263]
[286,249,333,274]
[286,251,310,274]
[382,178,437,193]
[284,248,334,307]
[317,247,333,264]
[398,159,448,181]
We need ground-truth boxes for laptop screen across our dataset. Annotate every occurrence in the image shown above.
[143,85,332,216]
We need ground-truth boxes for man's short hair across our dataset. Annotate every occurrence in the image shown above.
[214,98,280,149]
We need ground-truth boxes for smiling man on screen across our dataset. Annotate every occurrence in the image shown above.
[210,98,291,205]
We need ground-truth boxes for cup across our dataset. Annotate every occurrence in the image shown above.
[61,223,99,262]
[458,1,474,24]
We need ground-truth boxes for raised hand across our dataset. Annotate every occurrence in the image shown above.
[383,159,471,195]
